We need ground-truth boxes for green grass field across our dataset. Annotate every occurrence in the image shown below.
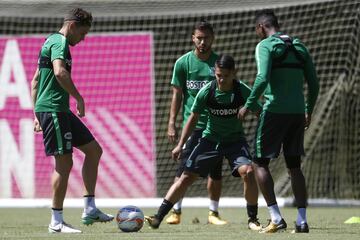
[0,207,359,240]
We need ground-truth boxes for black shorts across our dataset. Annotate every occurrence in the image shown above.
[36,111,95,156]
[185,137,252,178]
[175,129,222,180]
[254,111,305,158]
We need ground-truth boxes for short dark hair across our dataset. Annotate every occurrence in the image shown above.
[64,8,93,27]
[192,20,214,35]
[215,55,235,70]
[255,9,279,29]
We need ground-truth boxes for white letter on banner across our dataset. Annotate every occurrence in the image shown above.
[0,39,32,110]
[0,119,34,198]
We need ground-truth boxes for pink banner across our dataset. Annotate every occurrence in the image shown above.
[0,33,156,198]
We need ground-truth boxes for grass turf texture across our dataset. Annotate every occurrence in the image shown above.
[0,207,359,239]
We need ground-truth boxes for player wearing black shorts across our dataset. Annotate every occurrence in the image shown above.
[239,10,319,233]
[146,55,262,230]
[31,8,113,234]
[166,21,226,225]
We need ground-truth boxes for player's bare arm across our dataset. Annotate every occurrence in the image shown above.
[172,112,199,161]
[31,67,39,107]
[31,68,42,132]
[168,86,183,143]
[53,59,85,117]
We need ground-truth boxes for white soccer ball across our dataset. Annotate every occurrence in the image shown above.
[116,205,144,232]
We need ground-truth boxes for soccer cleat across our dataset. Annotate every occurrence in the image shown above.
[81,208,114,225]
[208,210,228,225]
[259,218,287,233]
[48,222,82,233]
[165,210,181,224]
[292,222,309,233]
[248,217,262,231]
[144,215,161,229]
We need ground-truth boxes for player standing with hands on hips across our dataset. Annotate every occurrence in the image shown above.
[239,9,319,233]
[31,8,114,233]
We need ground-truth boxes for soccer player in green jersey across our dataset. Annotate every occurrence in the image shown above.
[146,55,262,230]
[31,8,113,233]
[239,10,319,233]
[166,21,227,225]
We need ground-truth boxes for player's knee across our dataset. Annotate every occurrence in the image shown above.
[62,160,73,175]
[238,164,253,179]
[247,164,254,174]
[55,154,73,174]
[179,172,197,186]
[82,140,103,160]
[95,142,103,157]
[173,176,180,183]
[89,141,102,161]
[207,177,222,192]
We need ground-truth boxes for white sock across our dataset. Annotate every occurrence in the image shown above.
[209,200,219,212]
[173,198,183,212]
[51,209,63,226]
[296,208,307,225]
[268,204,282,224]
[84,195,96,214]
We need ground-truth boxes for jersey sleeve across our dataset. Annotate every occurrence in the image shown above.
[50,36,69,62]
[239,81,262,112]
[303,47,320,114]
[191,83,209,114]
[170,58,186,89]
[245,41,272,111]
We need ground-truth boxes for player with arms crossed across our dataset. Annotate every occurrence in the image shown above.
[31,8,113,233]
[239,9,319,233]
[166,21,226,225]
[146,55,262,230]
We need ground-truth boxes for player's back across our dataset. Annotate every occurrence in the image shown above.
[259,34,311,114]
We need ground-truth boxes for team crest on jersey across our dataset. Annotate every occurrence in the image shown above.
[186,159,193,168]
[64,132,72,140]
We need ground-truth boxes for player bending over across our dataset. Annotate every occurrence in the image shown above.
[145,55,262,230]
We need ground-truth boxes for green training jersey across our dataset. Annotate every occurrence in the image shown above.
[245,32,319,114]
[171,50,218,129]
[35,32,72,113]
[192,80,262,143]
